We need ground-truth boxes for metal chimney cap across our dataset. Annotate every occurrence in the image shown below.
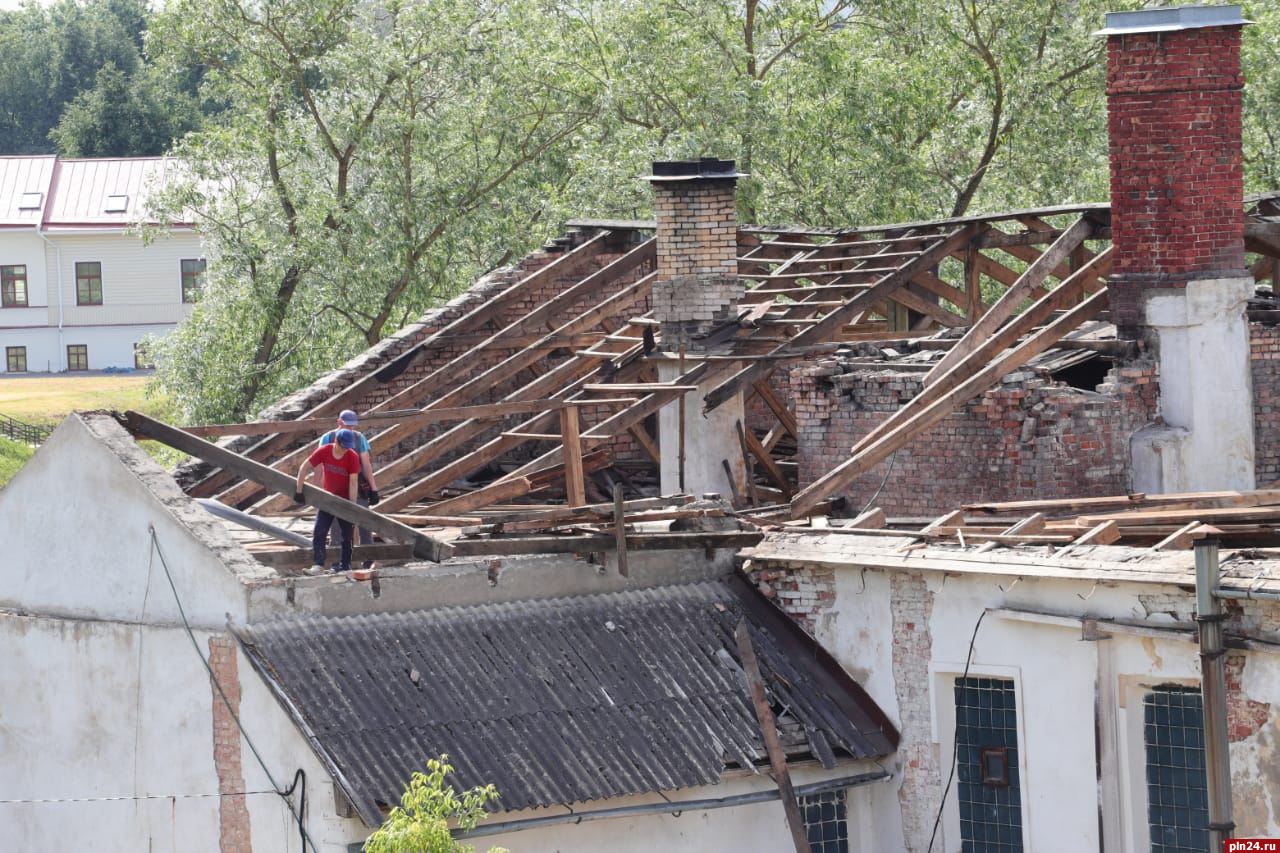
[1095,4,1251,36]
[643,158,745,182]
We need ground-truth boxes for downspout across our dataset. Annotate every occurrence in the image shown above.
[1194,529,1235,849]
[33,225,64,372]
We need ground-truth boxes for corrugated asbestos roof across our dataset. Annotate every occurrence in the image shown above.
[235,574,897,825]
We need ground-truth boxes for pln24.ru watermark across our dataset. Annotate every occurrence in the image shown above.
[1227,841,1280,852]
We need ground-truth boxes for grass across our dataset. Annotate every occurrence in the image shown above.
[0,372,171,429]
[0,436,34,487]
[0,372,180,487]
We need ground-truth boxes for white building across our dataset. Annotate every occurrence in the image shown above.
[0,155,205,373]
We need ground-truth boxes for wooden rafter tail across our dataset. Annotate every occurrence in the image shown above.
[849,247,1112,460]
[186,230,616,500]
[118,410,453,562]
[789,288,1109,519]
[701,221,986,413]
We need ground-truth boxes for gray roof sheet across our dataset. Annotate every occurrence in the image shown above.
[236,574,896,824]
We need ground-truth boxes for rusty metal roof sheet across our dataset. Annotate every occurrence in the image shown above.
[235,574,897,825]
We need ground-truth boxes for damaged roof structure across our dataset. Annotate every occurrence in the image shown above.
[6,4,1280,852]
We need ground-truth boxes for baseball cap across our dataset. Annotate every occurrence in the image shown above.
[335,428,357,449]
[339,409,359,426]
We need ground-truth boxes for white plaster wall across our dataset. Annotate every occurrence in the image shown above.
[812,563,1280,852]
[0,615,224,851]
[1136,276,1256,492]
[657,360,747,501]
[0,414,257,627]
[470,768,901,853]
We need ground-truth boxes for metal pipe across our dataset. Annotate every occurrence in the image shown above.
[1214,586,1280,603]
[1195,534,1234,848]
[32,225,65,371]
[452,771,891,841]
[197,498,311,547]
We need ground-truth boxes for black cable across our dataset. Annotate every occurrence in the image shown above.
[926,608,987,853]
[280,769,307,853]
[149,526,319,853]
[860,449,899,514]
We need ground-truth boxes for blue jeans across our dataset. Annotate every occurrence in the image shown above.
[313,509,353,570]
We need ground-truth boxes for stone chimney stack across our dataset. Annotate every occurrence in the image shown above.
[1102,4,1250,336]
[645,158,744,351]
[1100,4,1256,493]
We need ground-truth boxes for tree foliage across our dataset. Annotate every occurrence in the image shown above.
[129,0,1280,422]
[362,755,506,853]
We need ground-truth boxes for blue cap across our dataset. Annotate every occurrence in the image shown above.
[339,409,359,425]
[335,428,357,449]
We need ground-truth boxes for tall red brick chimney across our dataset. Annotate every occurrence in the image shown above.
[1102,4,1250,337]
[1101,4,1256,493]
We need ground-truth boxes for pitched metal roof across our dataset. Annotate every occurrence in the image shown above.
[0,155,55,226]
[235,574,897,825]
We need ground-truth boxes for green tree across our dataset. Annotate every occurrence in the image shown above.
[50,62,203,156]
[146,0,593,422]
[363,756,506,853]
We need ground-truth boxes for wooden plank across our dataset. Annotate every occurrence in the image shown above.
[1075,505,1280,526]
[447,530,763,557]
[752,380,798,437]
[734,620,813,853]
[703,223,985,412]
[1071,520,1121,546]
[967,490,1280,516]
[1150,521,1204,552]
[119,411,453,562]
[851,248,1111,460]
[791,289,1108,518]
[847,508,887,529]
[626,423,661,465]
[741,422,793,498]
[250,543,416,569]
[926,217,1094,383]
[560,405,586,508]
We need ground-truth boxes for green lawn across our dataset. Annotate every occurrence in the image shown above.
[0,436,34,488]
[0,372,179,487]
[0,372,171,429]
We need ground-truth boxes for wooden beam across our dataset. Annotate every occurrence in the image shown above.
[1150,521,1204,552]
[752,380,798,437]
[926,217,1094,383]
[791,289,1108,518]
[560,405,586,508]
[119,411,453,562]
[852,248,1111,459]
[741,422,793,498]
[627,423,661,465]
[734,620,814,853]
[1071,520,1121,546]
[188,230,617,499]
[447,530,762,557]
[703,223,984,412]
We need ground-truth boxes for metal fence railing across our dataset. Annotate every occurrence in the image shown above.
[0,413,52,445]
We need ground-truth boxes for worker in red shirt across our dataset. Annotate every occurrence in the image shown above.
[294,428,361,574]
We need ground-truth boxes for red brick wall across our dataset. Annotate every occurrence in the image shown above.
[791,361,1158,517]
[1105,23,1247,334]
[208,635,252,853]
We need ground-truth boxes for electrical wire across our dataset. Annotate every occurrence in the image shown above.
[860,449,899,514]
[149,526,319,853]
[926,608,987,853]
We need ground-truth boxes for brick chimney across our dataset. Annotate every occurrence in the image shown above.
[644,158,744,351]
[1102,4,1250,336]
[1100,5,1256,493]
[644,158,749,500]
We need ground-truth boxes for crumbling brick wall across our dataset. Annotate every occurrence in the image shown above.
[1251,323,1280,484]
[790,359,1159,517]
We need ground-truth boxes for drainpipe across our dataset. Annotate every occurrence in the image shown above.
[33,225,65,372]
[1194,527,1234,849]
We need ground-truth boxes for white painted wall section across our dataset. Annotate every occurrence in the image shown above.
[1133,276,1256,492]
